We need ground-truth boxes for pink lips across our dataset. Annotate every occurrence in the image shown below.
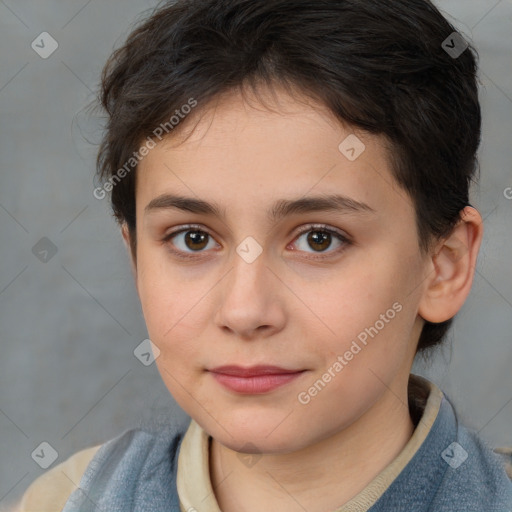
[208,365,305,394]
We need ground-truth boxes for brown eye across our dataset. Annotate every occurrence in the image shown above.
[291,225,350,257]
[164,227,217,254]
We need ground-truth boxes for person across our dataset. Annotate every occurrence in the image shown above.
[15,0,512,510]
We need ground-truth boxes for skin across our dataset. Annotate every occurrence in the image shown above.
[123,85,483,511]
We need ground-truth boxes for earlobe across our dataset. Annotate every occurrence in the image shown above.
[418,206,484,324]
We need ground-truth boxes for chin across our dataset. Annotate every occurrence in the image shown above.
[206,415,308,454]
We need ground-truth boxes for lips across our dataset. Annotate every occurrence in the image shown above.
[208,365,306,394]
[209,365,303,377]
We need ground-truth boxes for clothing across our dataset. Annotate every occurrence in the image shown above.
[14,445,101,512]
[15,375,512,511]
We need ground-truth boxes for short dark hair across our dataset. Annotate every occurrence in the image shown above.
[96,0,481,352]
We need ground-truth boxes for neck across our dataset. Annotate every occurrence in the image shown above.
[209,384,416,512]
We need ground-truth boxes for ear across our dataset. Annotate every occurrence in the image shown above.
[418,206,484,324]
[121,222,138,285]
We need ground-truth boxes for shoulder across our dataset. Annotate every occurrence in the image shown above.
[494,445,512,481]
[458,426,512,486]
[60,422,190,510]
[14,444,102,512]
[403,387,512,510]
[13,422,187,512]
[432,421,512,508]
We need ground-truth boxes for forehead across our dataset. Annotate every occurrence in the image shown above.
[135,86,413,224]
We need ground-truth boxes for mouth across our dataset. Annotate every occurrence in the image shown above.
[207,365,307,394]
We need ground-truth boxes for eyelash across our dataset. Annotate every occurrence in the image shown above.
[161,223,351,261]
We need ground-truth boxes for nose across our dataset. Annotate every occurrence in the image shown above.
[213,249,286,340]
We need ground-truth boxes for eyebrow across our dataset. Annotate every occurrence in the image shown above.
[144,193,376,222]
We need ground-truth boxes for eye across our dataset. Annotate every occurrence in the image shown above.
[289,224,350,258]
[162,224,218,259]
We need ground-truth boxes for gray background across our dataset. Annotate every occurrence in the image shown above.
[0,0,511,508]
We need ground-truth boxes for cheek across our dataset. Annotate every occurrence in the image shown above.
[136,252,201,352]
[313,271,389,338]
[315,258,413,364]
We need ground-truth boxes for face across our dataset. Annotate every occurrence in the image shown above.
[131,86,429,454]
